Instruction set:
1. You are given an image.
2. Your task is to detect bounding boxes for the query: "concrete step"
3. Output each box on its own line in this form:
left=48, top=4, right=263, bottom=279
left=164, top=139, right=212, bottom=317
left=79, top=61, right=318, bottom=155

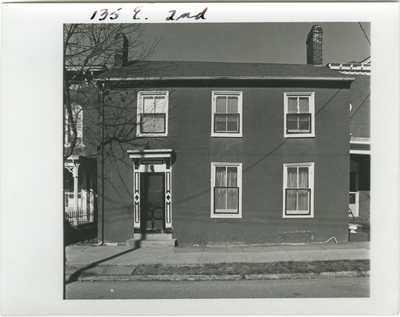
left=133, top=233, right=173, bottom=240
left=126, top=237, right=177, bottom=248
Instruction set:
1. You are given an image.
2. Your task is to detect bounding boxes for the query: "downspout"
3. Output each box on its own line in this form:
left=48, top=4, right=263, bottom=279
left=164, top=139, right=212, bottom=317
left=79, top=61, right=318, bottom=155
left=101, top=85, right=105, bottom=245
left=95, top=83, right=106, bottom=247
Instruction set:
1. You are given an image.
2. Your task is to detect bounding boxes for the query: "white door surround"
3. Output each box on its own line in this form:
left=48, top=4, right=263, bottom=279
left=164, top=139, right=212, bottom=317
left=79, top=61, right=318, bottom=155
left=127, top=149, right=175, bottom=234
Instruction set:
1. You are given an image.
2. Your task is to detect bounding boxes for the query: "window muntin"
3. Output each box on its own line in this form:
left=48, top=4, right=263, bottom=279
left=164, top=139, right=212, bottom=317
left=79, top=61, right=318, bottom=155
left=211, top=162, right=242, bottom=218
left=137, top=91, right=168, bottom=136
left=284, top=93, right=315, bottom=137
left=212, top=91, right=242, bottom=137
left=65, top=104, right=83, bottom=146
left=283, top=163, right=314, bottom=218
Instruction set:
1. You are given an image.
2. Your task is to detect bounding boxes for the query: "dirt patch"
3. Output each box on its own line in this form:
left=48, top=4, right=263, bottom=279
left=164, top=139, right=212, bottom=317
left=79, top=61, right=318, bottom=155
left=132, top=260, right=369, bottom=275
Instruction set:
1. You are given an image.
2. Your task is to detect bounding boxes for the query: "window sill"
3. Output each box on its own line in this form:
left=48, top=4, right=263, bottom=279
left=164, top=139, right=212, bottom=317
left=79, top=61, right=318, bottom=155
left=211, top=214, right=242, bottom=219
left=283, top=214, right=314, bottom=219
left=284, top=134, right=315, bottom=139
left=211, top=133, right=243, bottom=138
left=136, top=134, right=168, bottom=138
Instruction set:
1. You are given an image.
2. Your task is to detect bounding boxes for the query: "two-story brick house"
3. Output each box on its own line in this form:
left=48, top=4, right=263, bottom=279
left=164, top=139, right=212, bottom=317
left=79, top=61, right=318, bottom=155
left=90, top=25, right=356, bottom=246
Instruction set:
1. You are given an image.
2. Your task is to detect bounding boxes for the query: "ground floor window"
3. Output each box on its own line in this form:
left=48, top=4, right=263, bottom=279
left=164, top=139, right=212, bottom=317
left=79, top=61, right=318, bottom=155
left=283, top=162, right=314, bottom=218
left=211, top=162, right=242, bottom=218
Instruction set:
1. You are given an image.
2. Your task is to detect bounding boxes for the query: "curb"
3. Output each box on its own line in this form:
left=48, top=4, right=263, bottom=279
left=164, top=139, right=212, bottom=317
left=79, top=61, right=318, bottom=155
left=72, top=271, right=370, bottom=282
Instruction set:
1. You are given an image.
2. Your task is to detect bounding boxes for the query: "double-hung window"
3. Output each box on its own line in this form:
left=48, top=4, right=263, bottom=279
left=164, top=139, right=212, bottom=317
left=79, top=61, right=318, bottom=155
left=137, top=91, right=169, bottom=136
left=211, top=91, right=243, bottom=137
left=284, top=92, right=315, bottom=137
left=283, top=162, right=314, bottom=218
left=211, top=162, right=242, bottom=218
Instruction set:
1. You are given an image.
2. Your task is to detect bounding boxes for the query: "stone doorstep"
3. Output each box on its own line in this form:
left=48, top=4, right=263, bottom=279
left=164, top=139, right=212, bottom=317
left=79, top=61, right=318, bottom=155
left=133, top=233, right=173, bottom=240
left=126, top=238, right=177, bottom=248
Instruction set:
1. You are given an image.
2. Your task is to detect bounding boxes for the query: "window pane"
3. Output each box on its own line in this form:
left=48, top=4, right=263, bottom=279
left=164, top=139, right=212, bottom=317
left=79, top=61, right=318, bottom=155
left=154, top=97, right=166, bottom=113
left=215, top=188, right=227, bottom=210
left=299, top=97, right=309, bottom=113
left=216, top=97, right=226, bottom=113
left=297, top=189, right=309, bottom=211
left=226, top=114, right=239, bottom=132
left=286, top=189, right=297, bottom=210
left=349, top=193, right=356, bottom=204
left=287, top=167, right=297, bottom=188
left=227, top=188, right=238, bottom=210
left=214, top=114, right=227, bottom=132
left=152, top=115, right=165, bottom=133
left=287, top=114, right=311, bottom=133
left=298, top=167, right=309, bottom=188
left=215, top=167, right=226, bottom=186
left=287, top=114, right=299, bottom=131
left=298, top=115, right=311, bottom=132
left=143, top=97, right=154, bottom=113
left=227, top=167, right=237, bottom=187
left=288, top=97, right=297, bottom=113
left=227, top=97, right=238, bottom=113
left=141, top=114, right=165, bottom=133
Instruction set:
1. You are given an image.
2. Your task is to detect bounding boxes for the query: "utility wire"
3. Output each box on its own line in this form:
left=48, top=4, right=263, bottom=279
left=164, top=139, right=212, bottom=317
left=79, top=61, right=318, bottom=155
left=358, top=22, right=371, bottom=46
left=350, top=92, right=370, bottom=119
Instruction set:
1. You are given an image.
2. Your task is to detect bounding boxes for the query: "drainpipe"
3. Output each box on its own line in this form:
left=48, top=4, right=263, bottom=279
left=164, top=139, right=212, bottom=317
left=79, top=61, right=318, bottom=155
left=101, top=85, right=105, bottom=244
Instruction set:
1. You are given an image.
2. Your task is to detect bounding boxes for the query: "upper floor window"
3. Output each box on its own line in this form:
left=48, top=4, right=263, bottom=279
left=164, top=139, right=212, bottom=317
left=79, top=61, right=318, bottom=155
left=283, top=162, right=314, bottom=218
left=211, top=162, right=242, bottom=218
left=284, top=92, right=315, bottom=138
left=137, top=91, right=169, bottom=136
left=65, top=104, right=83, bottom=146
left=211, top=91, right=243, bottom=137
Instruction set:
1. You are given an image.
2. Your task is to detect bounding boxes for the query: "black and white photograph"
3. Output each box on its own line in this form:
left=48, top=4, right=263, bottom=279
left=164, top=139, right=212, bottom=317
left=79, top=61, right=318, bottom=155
left=63, top=21, right=372, bottom=300
left=2, top=2, right=399, bottom=316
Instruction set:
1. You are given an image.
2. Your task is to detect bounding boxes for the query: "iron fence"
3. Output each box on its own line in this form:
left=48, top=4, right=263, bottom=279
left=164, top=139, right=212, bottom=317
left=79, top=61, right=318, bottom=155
left=65, top=209, right=95, bottom=228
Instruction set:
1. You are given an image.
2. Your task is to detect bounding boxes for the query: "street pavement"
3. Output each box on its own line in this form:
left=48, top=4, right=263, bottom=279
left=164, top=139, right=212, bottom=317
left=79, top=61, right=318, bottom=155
left=65, top=241, right=370, bottom=282
left=66, top=277, right=370, bottom=299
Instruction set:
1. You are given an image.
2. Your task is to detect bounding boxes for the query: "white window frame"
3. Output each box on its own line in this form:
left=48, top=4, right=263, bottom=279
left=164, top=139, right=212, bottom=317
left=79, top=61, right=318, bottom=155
left=211, top=91, right=243, bottom=138
left=283, top=162, right=314, bottom=218
left=64, top=104, right=83, bottom=147
left=284, top=92, right=315, bottom=138
left=211, top=162, right=242, bottom=218
left=137, top=91, right=169, bottom=137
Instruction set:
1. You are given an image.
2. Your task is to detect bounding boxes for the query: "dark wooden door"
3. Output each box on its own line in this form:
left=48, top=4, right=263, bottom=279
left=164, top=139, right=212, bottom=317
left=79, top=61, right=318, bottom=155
left=140, top=173, right=165, bottom=233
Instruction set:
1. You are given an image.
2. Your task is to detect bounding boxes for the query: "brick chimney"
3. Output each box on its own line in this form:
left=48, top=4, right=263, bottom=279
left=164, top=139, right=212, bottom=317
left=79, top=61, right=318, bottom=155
left=306, top=25, right=323, bottom=66
left=114, top=33, right=128, bottom=68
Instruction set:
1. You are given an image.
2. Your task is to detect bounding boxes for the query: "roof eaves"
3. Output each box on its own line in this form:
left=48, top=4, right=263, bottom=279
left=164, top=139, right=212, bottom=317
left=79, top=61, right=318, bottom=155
left=97, top=75, right=355, bottom=82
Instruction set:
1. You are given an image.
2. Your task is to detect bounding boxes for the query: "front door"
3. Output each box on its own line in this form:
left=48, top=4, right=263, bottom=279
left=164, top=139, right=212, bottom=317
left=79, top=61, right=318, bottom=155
left=140, top=173, right=165, bottom=233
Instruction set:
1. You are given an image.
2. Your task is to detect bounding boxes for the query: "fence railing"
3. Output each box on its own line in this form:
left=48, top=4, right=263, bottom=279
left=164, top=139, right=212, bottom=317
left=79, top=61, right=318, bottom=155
left=65, top=209, right=95, bottom=228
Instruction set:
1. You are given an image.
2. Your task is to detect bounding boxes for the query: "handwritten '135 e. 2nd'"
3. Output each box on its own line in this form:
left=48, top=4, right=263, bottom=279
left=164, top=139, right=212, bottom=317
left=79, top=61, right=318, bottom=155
left=90, top=7, right=208, bottom=21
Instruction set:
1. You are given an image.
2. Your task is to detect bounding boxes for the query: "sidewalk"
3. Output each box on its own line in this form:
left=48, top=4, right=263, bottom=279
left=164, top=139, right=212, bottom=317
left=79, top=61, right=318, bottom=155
left=65, top=242, right=370, bottom=282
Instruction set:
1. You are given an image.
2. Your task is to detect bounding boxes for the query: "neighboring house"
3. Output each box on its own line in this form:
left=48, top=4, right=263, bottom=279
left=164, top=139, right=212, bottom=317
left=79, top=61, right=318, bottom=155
left=88, top=25, right=360, bottom=246
left=328, top=57, right=371, bottom=241
left=64, top=67, right=101, bottom=241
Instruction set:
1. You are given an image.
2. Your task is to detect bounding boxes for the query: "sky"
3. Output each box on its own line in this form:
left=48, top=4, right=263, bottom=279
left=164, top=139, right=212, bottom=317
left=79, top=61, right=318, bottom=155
left=139, top=23, right=371, bottom=65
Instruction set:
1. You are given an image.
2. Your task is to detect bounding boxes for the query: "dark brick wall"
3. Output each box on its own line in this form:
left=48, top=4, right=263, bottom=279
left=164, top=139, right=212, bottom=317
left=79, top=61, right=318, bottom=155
left=97, top=84, right=351, bottom=244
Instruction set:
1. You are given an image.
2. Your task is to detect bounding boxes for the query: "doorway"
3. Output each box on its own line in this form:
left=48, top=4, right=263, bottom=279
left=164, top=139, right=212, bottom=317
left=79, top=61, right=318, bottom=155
left=140, top=173, right=165, bottom=233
